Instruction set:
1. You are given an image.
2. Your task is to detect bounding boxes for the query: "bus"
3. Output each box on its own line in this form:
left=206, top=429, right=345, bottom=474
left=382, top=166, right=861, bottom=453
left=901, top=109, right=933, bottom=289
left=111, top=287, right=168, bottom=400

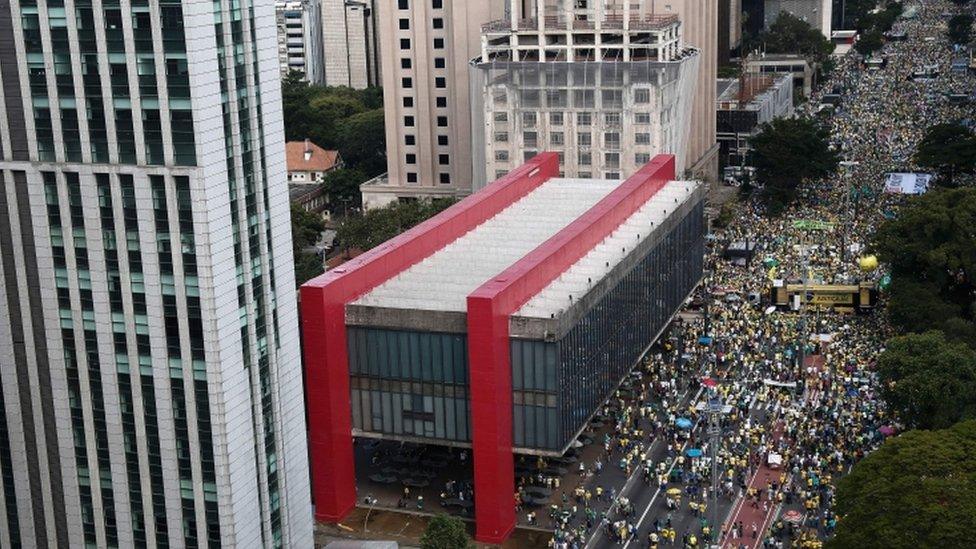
left=769, top=281, right=877, bottom=314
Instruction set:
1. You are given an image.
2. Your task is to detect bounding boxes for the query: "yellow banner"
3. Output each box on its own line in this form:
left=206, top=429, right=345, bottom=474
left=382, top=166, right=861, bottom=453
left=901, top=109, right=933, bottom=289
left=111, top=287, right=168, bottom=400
left=810, top=293, right=853, bottom=305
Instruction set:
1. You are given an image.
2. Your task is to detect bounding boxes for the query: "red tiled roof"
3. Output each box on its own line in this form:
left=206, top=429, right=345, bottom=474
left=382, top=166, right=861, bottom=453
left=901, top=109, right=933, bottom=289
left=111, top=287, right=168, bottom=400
left=286, top=140, right=340, bottom=173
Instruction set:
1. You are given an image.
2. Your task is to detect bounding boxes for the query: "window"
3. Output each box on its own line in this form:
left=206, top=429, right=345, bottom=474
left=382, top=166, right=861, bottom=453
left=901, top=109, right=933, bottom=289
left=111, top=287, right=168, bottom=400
left=635, top=153, right=651, bottom=164
left=604, top=152, right=620, bottom=168
left=401, top=77, right=412, bottom=88
left=550, top=132, right=564, bottom=145
left=524, top=151, right=537, bottom=161
left=403, top=97, right=414, bottom=108
left=436, top=97, right=447, bottom=108
left=606, top=171, right=620, bottom=179
left=398, top=0, right=408, bottom=8
left=604, top=112, right=621, bottom=126
left=437, top=135, right=448, bottom=146
left=401, top=58, right=412, bottom=69
left=495, top=170, right=508, bottom=178
left=432, top=0, right=442, bottom=8
left=523, top=131, right=538, bottom=147
left=634, top=88, right=651, bottom=103
left=405, top=154, right=416, bottom=164
left=407, top=172, right=417, bottom=183
left=433, top=38, right=444, bottom=49
left=495, top=150, right=509, bottom=161
left=635, top=133, right=651, bottom=145
left=436, top=116, right=447, bottom=127
left=438, top=154, right=449, bottom=165
left=522, top=112, right=537, bottom=126
left=432, top=18, right=443, bottom=29
left=405, top=135, right=416, bottom=145
left=398, top=18, right=410, bottom=30
left=434, top=57, right=445, bottom=69
left=404, top=116, right=415, bottom=127
left=635, top=113, right=651, bottom=125
left=494, top=131, right=508, bottom=142
left=578, top=171, right=592, bottom=178
left=604, top=132, right=620, bottom=148
left=435, top=77, right=446, bottom=88
left=577, top=133, right=591, bottom=146
left=494, top=112, right=508, bottom=123
left=400, top=38, right=410, bottom=49
left=550, top=112, right=563, bottom=126
left=579, top=152, right=591, bottom=165
left=577, top=112, right=592, bottom=126
left=439, top=173, right=451, bottom=184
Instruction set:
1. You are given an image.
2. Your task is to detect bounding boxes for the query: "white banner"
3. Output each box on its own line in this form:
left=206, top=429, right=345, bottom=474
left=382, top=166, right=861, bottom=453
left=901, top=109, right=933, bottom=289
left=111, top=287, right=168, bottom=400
left=884, top=173, right=932, bottom=195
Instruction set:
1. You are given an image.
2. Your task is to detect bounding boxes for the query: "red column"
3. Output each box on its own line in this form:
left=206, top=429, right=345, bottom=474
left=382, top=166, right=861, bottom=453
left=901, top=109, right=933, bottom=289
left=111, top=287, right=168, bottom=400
left=466, top=295, right=516, bottom=544
left=301, top=284, right=356, bottom=522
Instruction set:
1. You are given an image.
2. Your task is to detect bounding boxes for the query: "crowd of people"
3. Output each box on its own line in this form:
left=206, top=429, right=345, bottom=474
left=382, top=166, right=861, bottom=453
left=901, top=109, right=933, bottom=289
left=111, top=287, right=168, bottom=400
left=543, top=1, right=974, bottom=547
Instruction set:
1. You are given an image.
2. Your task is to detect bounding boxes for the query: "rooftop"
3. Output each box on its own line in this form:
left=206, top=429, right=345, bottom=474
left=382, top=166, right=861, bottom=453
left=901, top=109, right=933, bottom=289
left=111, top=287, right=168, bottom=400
left=286, top=139, right=341, bottom=173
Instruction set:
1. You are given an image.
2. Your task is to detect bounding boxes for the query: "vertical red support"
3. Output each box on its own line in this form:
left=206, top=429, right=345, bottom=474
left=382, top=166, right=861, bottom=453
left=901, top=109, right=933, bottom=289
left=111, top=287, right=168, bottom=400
left=300, top=153, right=559, bottom=524
left=466, top=154, right=676, bottom=543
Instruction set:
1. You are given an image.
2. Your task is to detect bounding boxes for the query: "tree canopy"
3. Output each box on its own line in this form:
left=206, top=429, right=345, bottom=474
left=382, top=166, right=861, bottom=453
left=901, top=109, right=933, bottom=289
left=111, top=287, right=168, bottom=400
left=322, top=168, right=366, bottom=212
left=948, top=14, right=973, bottom=45
left=281, top=72, right=386, bottom=177
left=336, top=198, right=457, bottom=253
left=756, top=12, right=835, bottom=61
left=873, top=187, right=976, bottom=345
left=914, top=123, right=976, bottom=185
left=420, top=515, right=470, bottom=549
left=291, top=203, right=326, bottom=286
left=876, top=331, right=976, bottom=430
left=828, top=421, right=976, bottom=549
left=749, top=117, right=839, bottom=214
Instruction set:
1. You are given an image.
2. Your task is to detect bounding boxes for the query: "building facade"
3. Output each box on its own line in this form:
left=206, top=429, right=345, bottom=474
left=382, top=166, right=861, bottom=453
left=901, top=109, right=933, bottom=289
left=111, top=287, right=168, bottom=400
left=716, top=74, right=794, bottom=168
left=322, top=0, right=379, bottom=89
left=302, top=153, right=705, bottom=543
left=362, top=0, right=505, bottom=209
left=0, top=1, right=312, bottom=547
left=471, top=10, right=700, bottom=187
left=276, top=0, right=325, bottom=83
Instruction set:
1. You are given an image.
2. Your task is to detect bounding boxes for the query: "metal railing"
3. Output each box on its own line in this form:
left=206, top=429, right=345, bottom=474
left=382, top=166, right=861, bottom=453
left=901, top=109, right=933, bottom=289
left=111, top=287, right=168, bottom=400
left=482, top=14, right=678, bottom=33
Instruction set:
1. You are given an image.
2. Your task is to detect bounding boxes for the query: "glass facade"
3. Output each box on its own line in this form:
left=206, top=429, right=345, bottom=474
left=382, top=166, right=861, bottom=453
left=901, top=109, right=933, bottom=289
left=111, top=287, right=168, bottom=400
left=347, top=200, right=704, bottom=452
left=348, top=327, right=471, bottom=442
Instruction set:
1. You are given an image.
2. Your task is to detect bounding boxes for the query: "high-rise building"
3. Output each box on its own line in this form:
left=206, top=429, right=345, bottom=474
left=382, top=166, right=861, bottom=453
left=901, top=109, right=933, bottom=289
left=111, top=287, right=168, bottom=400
left=276, top=0, right=326, bottom=83
left=0, top=1, right=312, bottom=547
left=361, top=0, right=505, bottom=209
left=471, top=5, right=700, bottom=187
left=322, top=0, right=380, bottom=89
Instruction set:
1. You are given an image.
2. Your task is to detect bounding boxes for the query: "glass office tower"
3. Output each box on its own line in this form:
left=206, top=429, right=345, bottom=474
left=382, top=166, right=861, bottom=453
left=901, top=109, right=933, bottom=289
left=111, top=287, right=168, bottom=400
left=0, top=0, right=312, bottom=547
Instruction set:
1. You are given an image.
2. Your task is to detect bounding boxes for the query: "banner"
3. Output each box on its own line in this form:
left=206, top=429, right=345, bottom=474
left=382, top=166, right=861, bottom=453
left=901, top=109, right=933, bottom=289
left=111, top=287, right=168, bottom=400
left=884, top=173, right=931, bottom=195
left=792, top=219, right=836, bottom=230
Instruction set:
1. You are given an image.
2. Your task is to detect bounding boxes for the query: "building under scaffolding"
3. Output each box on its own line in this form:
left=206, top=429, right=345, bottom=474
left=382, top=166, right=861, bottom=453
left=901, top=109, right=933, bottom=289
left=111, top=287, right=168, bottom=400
left=469, top=2, right=700, bottom=189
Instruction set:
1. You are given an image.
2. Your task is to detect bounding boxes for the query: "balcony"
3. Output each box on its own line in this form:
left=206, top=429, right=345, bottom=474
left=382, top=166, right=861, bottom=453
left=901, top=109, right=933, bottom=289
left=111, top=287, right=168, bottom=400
left=482, top=14, right=678, bottom=33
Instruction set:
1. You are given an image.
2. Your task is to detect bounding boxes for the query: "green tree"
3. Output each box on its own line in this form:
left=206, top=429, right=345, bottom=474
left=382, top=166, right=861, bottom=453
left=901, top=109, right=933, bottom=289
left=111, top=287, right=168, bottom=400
left=876, top=331, right=976, bottom=430
left=336, top=198, right=457, bottom=252
left=854, top=30, right=884, bottom=56
left=948, top=14, right=974, bottom=45
left=420, top=515, right=470, bottom=549
left=914, top=123, right=976, bottom=186
left=828, top=421, right=976, bottom=549
left=323, top=168, right=366, bottom=213
left=290, top=204, right=326, bottom=286
left=873, top=187, right=976, bottom=344
left=749, top=117, right=838, bottom=214
left=757, top=12, right=835, bottom=62
left=336, top=109, right=387, bottom=177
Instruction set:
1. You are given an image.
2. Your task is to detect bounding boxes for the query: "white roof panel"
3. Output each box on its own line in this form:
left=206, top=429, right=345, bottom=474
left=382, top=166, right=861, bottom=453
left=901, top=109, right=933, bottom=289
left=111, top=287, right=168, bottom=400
left=516, top=180, right=699, bottom=319
left=353, top=177, right=621, bottom=312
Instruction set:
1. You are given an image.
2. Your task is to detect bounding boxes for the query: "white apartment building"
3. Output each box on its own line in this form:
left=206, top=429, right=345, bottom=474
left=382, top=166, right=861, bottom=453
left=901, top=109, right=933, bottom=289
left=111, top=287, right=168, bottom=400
left=764, top=0, right=833, bottom=38
left=362, top=0, right=505, bottom=209
left=0, top=1, right=313, bottom=548
left=471, top=12, right=700, bottom=185
left=276, top=0, right=326, bottom=83
left=322, top=0, right=380, bottom=88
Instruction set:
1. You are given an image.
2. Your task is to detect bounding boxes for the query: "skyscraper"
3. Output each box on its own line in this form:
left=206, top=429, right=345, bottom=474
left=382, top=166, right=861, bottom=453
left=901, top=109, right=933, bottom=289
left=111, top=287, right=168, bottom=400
left=276, top=0, right=326, bottom=83
left=361, top=0, right=505, bottom=209
left=321, top=0, right=380, bottom=89
left=0, top=1, right=312, bottom=547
